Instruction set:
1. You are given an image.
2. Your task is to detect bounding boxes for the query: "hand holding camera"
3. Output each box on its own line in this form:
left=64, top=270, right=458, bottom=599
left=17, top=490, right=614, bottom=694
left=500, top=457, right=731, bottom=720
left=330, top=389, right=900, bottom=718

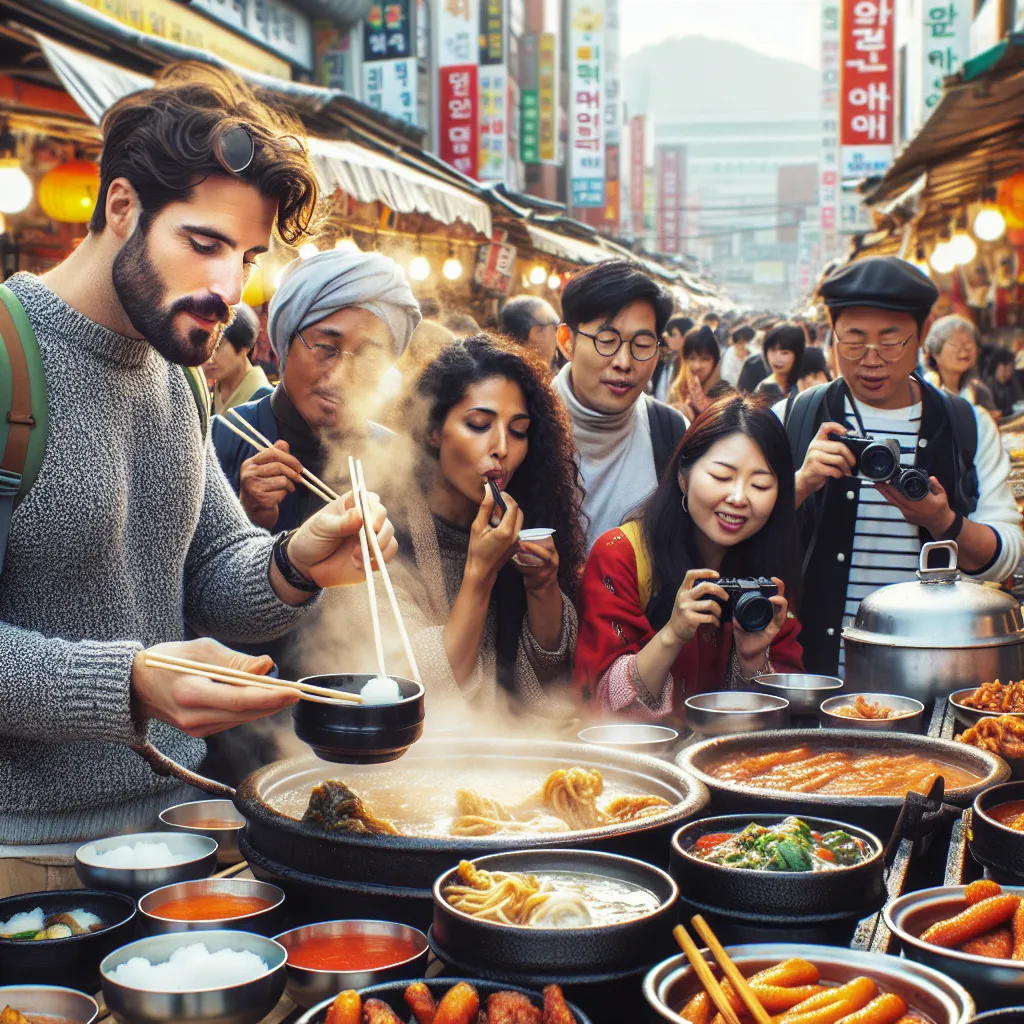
left=666, top=571, right=783, bottom=649
left=732, top=576, right=789, bottom=676
left=795, top=422, right=858, bottom=505
left=828, top=431, right=930, bottom=502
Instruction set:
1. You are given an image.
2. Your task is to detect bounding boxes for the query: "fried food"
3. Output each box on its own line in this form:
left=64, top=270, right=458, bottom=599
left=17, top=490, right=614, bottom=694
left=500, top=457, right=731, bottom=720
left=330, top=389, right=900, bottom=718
left=956, top=715, right=1024, bottom=757
left=302, top=781, right=401, bottom=836
left=778, top=977, right=878, bottom=1022
left=965, top=879, right=1003, bottom=905
left=542, top=986, right=577, bottom=1024
left=679, top=991, right=712, bottom=1024
left=1013, top=898, right=1024, bottom=961
left=485, top=991, right=541, bottom=1024
left=0, top=1008, right=30, bottom=1024
left=323, top=991, right=361, bottom=1024
left=362, top=999, right=403, bottom=1024
left=404, top=981, right=436, bottom=1024
left=433, top=981, right=480, bottom=1024
left=921, top=893, right=1021, bottom=948
left=960, top=926, right=1012, bottom=959
left=834, top=696, right=899, bottom=720
left=834, top=993, right=907, bottom=1024
left=961, top=680, right=1024, bottom=713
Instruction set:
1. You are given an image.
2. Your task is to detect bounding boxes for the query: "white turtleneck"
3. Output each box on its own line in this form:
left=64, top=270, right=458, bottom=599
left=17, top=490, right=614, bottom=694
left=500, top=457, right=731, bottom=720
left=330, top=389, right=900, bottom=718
left=552, top=363, right=660, bottom=550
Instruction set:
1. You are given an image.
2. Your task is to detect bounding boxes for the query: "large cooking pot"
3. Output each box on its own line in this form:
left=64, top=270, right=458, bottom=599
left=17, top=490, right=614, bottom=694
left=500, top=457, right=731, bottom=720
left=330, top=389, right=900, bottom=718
left=842, top=541, right=1024, bottom=705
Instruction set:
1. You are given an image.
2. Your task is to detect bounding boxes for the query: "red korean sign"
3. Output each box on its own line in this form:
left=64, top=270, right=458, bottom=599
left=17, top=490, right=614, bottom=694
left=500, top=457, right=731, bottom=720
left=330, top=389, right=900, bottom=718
left=656, top=145, right=684, bottom=254
left=630, top=114, right=645, bottom=235
left=439, top=65, right=479, bottom=178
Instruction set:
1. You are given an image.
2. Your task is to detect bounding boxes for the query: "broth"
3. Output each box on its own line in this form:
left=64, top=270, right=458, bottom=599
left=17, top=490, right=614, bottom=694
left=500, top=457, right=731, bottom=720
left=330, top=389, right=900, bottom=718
left=707, top=746, right=982, bottom=796
left=989, top=799, right=1024, bottom=831
left=186, top=818, right=242, bottom=829
left=149, top=894, right=274, bottom=921
left=287, top=932, right=421, bottom=971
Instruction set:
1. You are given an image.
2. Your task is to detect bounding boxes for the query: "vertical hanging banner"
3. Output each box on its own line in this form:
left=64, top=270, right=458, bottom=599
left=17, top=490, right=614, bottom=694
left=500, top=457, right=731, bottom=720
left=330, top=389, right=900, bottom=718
left=569, top=0, right=606, bottom=209
left=436, top=0, right=479, bottom=178
left=656, top=145, right=685, bottom=254
left=922, top=3, right=970, bottom=114
left=603, top=0, right=621, bottom=227
left=478, top=0, right=507, bottom=181
left=361, top=0, right=417, bottom=125
left=538, top=32, right=558, bottom=164
left=520, top=32, right=540, bottom=164
left=629, top=114, right=645, bottom=236
left=820, top=1, right=840, bottom=257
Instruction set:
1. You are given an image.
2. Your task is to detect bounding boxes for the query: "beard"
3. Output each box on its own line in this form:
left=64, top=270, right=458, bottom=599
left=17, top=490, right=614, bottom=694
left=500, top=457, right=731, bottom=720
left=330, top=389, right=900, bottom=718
left=112, top=224, right=231, bottom=366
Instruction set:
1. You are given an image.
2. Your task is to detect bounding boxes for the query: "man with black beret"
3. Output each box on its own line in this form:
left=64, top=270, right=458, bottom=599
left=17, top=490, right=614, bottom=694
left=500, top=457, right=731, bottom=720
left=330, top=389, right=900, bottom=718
left=780, top=256, right=1022, bottom=677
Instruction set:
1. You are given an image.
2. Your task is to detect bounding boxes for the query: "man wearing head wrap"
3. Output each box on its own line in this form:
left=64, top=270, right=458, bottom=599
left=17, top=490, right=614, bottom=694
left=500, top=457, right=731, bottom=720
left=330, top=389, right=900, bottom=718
left=776, top=255, right=1022, bottom=677
left=212, top=249, right=420, bottom=534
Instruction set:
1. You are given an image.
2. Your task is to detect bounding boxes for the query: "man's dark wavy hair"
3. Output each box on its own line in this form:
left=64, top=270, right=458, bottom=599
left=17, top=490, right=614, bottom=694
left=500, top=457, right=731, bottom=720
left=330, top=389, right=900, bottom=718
left=90, top=62, right=319, bottom=245
left=560, top=259, right=674, bottom=337
left=413, top=334, right=586, bottom=603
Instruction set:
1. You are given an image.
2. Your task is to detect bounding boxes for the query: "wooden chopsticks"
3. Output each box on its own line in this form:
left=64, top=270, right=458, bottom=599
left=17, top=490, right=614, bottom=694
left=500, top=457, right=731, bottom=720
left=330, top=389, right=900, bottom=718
left=674, top=916, right=771, bottom=1024
left=142, top=653, right=362, bottom=705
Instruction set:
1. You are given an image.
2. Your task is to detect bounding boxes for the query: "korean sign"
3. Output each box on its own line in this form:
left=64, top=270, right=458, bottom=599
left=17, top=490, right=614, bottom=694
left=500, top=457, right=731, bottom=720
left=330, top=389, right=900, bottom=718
left=820, top=1, right=840, bottom=253
left=923, top=3, right=969, bottom=114
left=363, top=58, right=417, bottom=125
left=656, top=145, right=685, bottom=254
left=479, top=0, right=504, bottom=64
left=538, top=32, right=558, bottom=163
left=630, top=114, right=645, bottom=236
left=569, top=0, right=606, bottom=209
left=478, top=65, right=508, bottom=181
left=437, top=0, right=478, bottom=66
left=363, top=0, right=413, bottom=62
left=437, top=0, right=479, bottom=178
left=839, top=0, right=895, bottom=180
left=475, top=229, right=518, bottom=295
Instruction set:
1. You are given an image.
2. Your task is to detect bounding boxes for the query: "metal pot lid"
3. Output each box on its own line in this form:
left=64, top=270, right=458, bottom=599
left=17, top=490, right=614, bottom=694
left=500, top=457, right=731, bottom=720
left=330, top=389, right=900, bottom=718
left=842, top=541, right=1024, bottom=650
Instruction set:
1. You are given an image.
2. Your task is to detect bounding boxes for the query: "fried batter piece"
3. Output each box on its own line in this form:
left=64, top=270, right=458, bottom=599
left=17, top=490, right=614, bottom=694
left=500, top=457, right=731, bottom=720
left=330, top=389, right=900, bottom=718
left=960, top=926, right=1012, bottom=959
left=404, top=981, right=436, bottom=1024
left=1014, top=897, right=1024, bottom=960
left=324, top=991, right=361, bottom=1024
left=921, top=893, right=1021, bottom=948
left=834, top=696, right=898, bottom=720
left=433, top=982, right=480, bottom=1024
left=833, top=992, right=907, bottom=1024
left=604, top=795, right=672, bottom=822
left=542, top=985, right=577, bottom=1024
left=362, top=999, right=403, bottom=1024
left=965, top=879, right=1003, bottom=905
left=0, top=1008, right=30, bottom=1024
left=302, top=780, right=401, bottom=836
left=962, top=680, right=1024, bottom=713
left=485, top=991, right=541, bottom=1024
left=957, top=715, right=1024, bottom=758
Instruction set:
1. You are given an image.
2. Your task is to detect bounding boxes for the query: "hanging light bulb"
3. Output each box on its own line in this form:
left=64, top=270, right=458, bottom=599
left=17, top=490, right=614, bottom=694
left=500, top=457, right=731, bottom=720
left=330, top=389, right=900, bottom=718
left=443, top=256, right=463, bottom=280
left=949, top=212, right=977, bottom=265
left=930, top=241, right=956, bottom=274
left=409, top=255, right=431, bottom=281
left=529, top=264, right=547, bottom=286
left=547, top=274, right=561, bottom=290
left=298, top=242, right=319, bottom=259
left=974, top=187, right=1007, bottom=242
left=0, top=159, right=32, bottom=215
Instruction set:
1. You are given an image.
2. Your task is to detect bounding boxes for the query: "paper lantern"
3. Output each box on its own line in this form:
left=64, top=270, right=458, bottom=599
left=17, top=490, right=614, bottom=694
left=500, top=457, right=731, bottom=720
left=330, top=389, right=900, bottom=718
left=242, top=263, right=267, bottom=307
left=37, top=160, right=99, bottom=223
left=997, top=173, right=1024, bottom=231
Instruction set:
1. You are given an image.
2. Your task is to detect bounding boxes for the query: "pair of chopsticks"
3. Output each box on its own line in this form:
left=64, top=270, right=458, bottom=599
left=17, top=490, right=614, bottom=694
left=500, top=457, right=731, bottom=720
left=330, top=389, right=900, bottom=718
left=141, top=653, right=362, bottom=705
left=217, top=409, right=420, bottom=684
left=674, top=916, right=771, bottom=1024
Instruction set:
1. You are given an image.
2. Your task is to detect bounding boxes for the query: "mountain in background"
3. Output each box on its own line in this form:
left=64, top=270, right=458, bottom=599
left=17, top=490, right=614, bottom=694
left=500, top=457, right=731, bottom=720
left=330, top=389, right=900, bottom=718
left=623, top=36, right=819, bottom=123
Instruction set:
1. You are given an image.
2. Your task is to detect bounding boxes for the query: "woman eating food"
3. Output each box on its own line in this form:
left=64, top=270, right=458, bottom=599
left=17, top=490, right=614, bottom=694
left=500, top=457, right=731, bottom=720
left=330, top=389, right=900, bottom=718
left=574, top=394, right=804, bottom=720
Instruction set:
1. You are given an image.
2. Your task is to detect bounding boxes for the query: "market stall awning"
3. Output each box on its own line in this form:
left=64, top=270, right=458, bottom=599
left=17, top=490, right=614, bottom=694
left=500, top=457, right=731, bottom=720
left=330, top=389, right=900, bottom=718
left=31, top=32, right=490, bottom=237
left=525, top=224, right=614, bottom=266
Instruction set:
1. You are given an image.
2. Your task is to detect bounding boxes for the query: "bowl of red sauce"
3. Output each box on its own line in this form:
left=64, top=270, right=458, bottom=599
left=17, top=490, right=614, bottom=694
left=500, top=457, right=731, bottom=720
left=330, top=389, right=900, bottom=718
left=138, top=879, right=285, bottom=937
left=273, top=920, right=429, bottom=1009
left=159, top=800, right=246, bottom=865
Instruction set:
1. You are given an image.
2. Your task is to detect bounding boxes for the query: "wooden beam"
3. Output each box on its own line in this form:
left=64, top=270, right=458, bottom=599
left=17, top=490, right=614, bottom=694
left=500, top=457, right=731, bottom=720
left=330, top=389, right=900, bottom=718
left=0, top=74, right=85, bottom=118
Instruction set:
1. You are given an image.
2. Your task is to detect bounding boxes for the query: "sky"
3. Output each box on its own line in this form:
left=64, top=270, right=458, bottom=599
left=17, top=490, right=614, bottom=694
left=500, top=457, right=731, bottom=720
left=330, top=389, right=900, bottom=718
left=620, top=0, right=821, bottom=69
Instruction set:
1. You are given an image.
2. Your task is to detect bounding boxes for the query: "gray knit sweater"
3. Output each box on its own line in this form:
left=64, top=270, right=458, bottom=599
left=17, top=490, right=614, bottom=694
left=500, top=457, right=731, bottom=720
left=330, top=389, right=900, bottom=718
left=0, top=274, right=308, bottom=845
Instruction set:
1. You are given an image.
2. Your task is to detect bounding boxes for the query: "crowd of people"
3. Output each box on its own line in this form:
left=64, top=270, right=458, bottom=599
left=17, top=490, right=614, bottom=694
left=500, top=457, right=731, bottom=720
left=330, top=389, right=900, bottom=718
left=2, top=61, right=1024, bottom=899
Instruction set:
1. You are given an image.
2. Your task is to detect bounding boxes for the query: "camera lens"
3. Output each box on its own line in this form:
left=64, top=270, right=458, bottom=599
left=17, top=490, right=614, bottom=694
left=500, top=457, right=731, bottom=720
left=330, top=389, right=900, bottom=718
left=733, top=592, right=774, bottom=632
left=898, top=469, right=930, bottom=502
left=860, top=443, right=898, bottom=481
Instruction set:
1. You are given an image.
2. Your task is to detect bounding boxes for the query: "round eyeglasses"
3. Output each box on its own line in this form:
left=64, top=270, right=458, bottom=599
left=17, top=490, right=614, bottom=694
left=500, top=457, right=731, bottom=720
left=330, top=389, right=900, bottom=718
left=834, top=333, right=914, bottom=363
left=577, top=327, right=661, bottom=362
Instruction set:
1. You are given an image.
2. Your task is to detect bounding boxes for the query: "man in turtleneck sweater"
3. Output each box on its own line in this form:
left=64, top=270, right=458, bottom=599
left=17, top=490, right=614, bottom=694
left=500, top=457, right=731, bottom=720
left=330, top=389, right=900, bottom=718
left=552, top=261, right=688, bottom=549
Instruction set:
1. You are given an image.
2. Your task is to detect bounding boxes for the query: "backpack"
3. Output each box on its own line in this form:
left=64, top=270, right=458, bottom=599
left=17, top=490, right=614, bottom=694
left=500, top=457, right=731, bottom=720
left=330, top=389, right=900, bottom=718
left=0, top=282, right=211, bottom=575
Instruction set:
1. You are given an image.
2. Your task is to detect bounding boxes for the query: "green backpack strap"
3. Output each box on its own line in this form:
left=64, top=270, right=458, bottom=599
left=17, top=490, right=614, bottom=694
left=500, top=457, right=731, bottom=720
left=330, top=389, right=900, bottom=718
left=181, top=364, right=211, bottom=440
left=0, top=282, right=47, bottom=576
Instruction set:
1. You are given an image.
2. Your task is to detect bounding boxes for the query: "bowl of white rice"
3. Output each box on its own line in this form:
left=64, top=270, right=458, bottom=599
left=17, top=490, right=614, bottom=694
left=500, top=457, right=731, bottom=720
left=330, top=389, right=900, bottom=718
left=75, top=832, right=218, bottom=899
left=100, top=930, right=287, bottom=1024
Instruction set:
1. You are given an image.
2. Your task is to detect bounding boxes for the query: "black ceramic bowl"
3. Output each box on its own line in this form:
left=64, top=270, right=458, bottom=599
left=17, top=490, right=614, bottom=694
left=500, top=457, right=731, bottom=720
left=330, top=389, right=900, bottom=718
left=432, top=849, right=678, bottom=976
left=294, top=978, right=592, bottom=1024
left=0, top=889, right=136, bottom=993
left=970, top=781, right=1024, bottom=882
left=292, top=673, right=425, bottom=764
left=969, top=1012, right=1024, bottom=1023
left=670, top=813, right=885, bottom=924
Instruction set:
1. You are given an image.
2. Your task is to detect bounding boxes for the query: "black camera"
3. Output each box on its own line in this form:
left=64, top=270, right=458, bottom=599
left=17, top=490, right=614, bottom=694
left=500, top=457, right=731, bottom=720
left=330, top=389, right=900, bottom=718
left=714, top=577, right=779, bottom=632
left=829, top=433, right=931, bottom=502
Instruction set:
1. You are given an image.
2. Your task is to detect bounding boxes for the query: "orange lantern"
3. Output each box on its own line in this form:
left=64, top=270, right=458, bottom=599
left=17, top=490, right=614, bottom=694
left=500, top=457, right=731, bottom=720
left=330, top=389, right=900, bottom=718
left=997, top=172, right=1024, bottom=231
left=37, top=160, right=100, bottom=223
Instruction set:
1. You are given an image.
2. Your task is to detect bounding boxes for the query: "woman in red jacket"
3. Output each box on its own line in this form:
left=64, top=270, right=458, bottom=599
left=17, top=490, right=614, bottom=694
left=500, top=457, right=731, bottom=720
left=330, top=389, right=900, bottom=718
left=575, top=393, right=804, bottom=722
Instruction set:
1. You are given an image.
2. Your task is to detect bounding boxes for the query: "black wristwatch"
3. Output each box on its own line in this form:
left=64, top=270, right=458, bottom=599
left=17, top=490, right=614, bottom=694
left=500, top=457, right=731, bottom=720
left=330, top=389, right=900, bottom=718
left=272, top=530, right=321, bottom=593
left=936, top=510, right=964, bottom=542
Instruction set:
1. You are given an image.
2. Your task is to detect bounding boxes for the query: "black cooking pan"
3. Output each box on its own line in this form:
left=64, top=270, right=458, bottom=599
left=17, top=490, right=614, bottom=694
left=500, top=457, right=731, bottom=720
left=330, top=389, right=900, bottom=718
left=969, top=781, right=1024, bottom=882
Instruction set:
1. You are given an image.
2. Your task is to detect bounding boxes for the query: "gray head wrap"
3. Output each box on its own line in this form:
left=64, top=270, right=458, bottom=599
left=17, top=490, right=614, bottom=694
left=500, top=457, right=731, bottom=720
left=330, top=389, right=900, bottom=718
left=268, top=249, right=421, bottom=371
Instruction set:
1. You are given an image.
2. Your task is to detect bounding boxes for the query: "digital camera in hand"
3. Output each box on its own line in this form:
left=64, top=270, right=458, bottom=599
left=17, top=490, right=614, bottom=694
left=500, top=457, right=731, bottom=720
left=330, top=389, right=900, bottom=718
left=829, top=432, right=931, bottom=502
left=714, top=577, right=779, bottom=632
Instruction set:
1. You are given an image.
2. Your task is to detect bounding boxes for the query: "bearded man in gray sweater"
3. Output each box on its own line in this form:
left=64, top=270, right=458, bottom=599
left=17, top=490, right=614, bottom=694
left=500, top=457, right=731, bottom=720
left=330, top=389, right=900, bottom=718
left=0, top=64, right=398, bottom=897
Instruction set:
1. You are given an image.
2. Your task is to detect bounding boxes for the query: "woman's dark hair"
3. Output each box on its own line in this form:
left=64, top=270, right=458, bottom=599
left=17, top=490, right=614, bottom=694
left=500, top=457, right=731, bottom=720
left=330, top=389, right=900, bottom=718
left=91, top=63, right=320, bottom=245
left=560, top=260, right=673, bottom=337
left=414, top=334, right=586, bottom=604
left=666, top=315, right=695, bottom=336
left=798, top=345, right=832, bottom=382
left=634, top=394, right=801, bottom=631
left=732, top=324, right=756, bottom=345
left=763, top=322, right=807, bottom=392
left=223, top=302, right=260, bottom=353
left=991, top=348, right=1016, bottom=369
left=682, top=325, right=721, bottom=368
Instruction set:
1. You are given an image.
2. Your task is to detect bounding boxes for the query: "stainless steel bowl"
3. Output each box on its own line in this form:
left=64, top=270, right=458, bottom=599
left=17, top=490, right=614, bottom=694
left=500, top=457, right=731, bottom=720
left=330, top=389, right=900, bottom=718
left=99, top=929, right=286, bottom=1024
left=577, top=724, right=679, bottom=755
left=755, top=673, right=843, bottom=715
left=949, top=688, right=1024, bottom=729
left=159, top=800, right=245, bottom=865
left=273, top=920, right=429, bottom=1010
left=819, top=693, right=925, bottom=732
left=139, top=879, right=285, bottom=936
left=885, top=885, right=1024, bottom=1010
left=644, top=942, right=975, bottom=1023
left=75, top=832, right=218, bottom=899
left=0, top=985, right=99, bottom=1024
left=684, top=691, right=789, bottom=737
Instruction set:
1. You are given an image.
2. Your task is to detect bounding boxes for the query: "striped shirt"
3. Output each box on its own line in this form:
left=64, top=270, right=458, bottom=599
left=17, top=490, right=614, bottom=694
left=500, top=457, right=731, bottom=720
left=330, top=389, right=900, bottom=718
left=839, top=398, right=923, bottom=674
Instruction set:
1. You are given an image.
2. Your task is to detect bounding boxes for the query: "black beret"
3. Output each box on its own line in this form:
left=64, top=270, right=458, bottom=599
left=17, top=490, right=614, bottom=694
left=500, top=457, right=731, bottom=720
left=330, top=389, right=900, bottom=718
left=819, top=256, right=938, bottom=316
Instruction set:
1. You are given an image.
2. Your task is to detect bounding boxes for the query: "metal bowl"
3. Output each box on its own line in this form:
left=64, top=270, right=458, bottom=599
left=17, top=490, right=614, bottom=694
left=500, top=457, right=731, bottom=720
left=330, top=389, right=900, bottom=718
left=644, top=942, right=975, bottom=1024
left=291, top=673, right=425, bottom=764
left=139, top=879, right=285, bottom=936
left=0, top=889, right=136, bottom=992
left=577, top=724, right=679, bottom=755
left=432, top=849, right=679, bottom=976
left=273, top=920, right=429, bottom=1010
left=754, top=674, right=843, bottom=715
left=75, top=832, right=218, bottom=899
left=99, top=929, right=287, bottom=1024
left=885, top=885, right=1024, bottom=1010
left=159, top=799, right=245, bottom=865
left=968, top=1011, right=1024, bottom=1023
left=294, top=978, right=592, bottom=1024
left=819, top=693, right=925, bottom=732
left=684, top=692, right=789, bottom=737
left=670, top=814, right=885, bottom=924
left=949, top=688, right=1024, bottom=729
left=971, top=781, right=1024, bottom=882
left=0, top=985, right=99, bottom=1024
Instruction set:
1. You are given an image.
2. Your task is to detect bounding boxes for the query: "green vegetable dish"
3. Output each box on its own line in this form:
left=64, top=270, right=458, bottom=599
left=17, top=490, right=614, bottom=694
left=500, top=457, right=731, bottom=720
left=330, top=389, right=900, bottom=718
left=691, top=817, right=870, bottom=872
